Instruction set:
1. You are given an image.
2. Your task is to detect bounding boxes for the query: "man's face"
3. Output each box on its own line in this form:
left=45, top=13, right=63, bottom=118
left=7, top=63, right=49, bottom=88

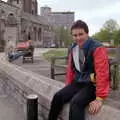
left=71, top=28, right=88, bottom=47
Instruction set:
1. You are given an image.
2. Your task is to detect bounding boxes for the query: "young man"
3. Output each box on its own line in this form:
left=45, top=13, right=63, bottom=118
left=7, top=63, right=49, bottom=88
left=48, top=20, right=110, bottom=120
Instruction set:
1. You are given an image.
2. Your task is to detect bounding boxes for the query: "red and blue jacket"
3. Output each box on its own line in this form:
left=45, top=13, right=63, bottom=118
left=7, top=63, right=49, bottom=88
left=65, top=38, right=110, bottom=99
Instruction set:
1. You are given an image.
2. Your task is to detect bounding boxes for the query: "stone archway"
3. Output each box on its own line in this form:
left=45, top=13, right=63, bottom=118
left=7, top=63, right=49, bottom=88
left=28, top=32, right=31, bottom=40
left=7, top=13, right=17, bottom=26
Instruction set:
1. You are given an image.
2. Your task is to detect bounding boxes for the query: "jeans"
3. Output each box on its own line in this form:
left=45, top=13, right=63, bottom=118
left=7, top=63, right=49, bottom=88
left=48, top=81, right=96, bottom=120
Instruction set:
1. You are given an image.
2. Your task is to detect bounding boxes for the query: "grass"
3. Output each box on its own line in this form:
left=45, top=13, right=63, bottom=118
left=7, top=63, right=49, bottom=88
left=43, top=48, right=116, bottom=61
left=43, top=48, right=117, bottom=65
left=43, top=48, right=67, bottom=64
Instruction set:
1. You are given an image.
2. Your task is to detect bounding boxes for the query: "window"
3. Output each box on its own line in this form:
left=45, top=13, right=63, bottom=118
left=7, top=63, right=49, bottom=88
left=7, top=13, right=17, bottom=26
left=17, top=0, right=19, bottom=4
left=32, top=10, right=34, bottom=15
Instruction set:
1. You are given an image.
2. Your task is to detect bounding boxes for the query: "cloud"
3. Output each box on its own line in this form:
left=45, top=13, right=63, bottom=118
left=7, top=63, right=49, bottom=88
left=39, top=0, right=119, bottom=11
left=75, top=1, right=120, bottom=35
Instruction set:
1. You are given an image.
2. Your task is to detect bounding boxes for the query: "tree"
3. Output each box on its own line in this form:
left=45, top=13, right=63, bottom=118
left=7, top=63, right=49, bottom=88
left=113, top=30, right=120, bottom=46
left=54, top=27, right=72, bottom=47
left=92, top=29, right=110, bottom=42
left=103, top=19, right=119, bottom=44
left=92, top=19, right=120, bottom=45
left=103, top=19, right=119, bottom=33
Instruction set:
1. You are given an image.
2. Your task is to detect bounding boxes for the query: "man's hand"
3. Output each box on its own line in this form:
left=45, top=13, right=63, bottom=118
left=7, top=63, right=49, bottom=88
left=88, top=99, right=103, bottom=114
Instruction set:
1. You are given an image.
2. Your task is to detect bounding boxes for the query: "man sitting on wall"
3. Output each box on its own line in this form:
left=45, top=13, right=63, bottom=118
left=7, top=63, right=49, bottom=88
left=48, top=20, right=110, bottom=120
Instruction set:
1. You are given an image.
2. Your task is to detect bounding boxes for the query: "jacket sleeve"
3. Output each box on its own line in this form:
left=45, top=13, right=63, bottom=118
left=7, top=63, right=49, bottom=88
left=93, top=47, right=110, bottom=99
left=65, top=53, right=75, bottom=85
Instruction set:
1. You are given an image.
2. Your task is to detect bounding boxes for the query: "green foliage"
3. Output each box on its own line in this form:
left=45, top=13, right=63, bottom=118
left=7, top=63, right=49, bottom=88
left=92, top=19, right=120, bottom=46
left=43, top=48, right=68, bottom=65
left=103, top=19, right=119, bottom=33
left=92, top=29, right=110, bottom=42
left=43, top=48, right=67, bottom=61
left=54, top=27, right=72, bottom=47
left=113, top=30, right=120, bottom=46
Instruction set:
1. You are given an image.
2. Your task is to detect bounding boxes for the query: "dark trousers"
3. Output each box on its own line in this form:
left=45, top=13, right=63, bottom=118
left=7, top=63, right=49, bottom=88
left=48, top=82, right=96, bottom=120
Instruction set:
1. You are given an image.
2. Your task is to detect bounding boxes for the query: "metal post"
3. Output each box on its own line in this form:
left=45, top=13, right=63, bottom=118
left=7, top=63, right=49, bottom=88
left=51, top=58, right=55, bottom=79
left=112, top=47, right=120, bottom=90
left=116, top=47, right=120, bottom=61
left=112, top=65, right=119, bottom=90
left=27, top=94, right=38, bottom=120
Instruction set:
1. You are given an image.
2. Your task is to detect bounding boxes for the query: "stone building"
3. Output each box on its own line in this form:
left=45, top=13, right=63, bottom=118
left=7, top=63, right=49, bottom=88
left=40, top=6, right=74, bottom=47
left=40, top=6, right=75, bottom=30
left=0, top=0, right=53, bottom=49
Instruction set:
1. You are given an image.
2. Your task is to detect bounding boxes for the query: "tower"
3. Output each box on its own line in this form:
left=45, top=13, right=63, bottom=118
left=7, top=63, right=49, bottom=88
left=8, top=0, right=38, bottom=15
left=7, top=0, right=23, bottom=9
left=40, top=6, right=51, bottom=17
left=23, top=0, right=38, bottom=15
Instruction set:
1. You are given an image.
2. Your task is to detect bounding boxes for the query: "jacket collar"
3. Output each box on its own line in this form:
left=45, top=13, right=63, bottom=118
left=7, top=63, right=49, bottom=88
left=82, top=37, right=93, bottom=49
left=72, top=37, right=93, bottom=49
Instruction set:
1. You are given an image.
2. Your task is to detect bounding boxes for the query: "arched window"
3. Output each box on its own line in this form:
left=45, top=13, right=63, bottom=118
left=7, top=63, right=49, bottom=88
left=17, top=0, right=19, bottom=4
left=7, top=13, right=17, bottom=26
left=28, top=32, right=31, bottom=40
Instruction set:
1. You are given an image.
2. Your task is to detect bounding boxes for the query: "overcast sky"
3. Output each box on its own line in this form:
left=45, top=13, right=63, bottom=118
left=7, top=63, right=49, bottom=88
left=3, top=0, right=120, bottom=35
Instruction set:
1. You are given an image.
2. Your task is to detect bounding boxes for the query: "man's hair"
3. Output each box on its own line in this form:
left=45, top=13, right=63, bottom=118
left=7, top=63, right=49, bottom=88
left=71, top=20, right=89, bottom=33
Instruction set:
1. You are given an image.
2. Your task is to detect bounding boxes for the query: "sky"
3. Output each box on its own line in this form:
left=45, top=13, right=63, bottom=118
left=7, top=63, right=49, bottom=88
left=2, top=0, right=120, bottom=35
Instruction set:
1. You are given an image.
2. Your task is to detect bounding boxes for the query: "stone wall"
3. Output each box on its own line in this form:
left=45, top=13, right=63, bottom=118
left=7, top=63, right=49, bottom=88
left=0, top=1, right=21, bottom=46
left=40, top=6, right=74, bottom=30
left=0, top=53, right=120, bottom=120
left=0, top=1, right=53, bottom=48
left=0, top=1, right=19, bottom=18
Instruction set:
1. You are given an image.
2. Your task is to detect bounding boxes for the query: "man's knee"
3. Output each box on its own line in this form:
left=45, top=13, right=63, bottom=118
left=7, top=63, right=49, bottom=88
left=52, top=91, right=62, bottom=103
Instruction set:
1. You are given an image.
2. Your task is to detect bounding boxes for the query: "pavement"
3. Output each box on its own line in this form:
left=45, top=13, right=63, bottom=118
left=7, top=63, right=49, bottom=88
left=0, top=93, right=24, bottom=120
left=0, top=73, right=25, bottom=120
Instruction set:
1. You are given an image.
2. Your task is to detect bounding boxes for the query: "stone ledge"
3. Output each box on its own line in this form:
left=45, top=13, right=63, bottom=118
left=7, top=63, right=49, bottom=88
left=0, top=53, right=120, bottom=120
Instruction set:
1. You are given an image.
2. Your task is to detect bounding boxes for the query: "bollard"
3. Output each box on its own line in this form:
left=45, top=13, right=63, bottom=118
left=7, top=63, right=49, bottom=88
left=27, top=94, right=38, bottom=120
left=51, top=58, right=55, bottom=79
